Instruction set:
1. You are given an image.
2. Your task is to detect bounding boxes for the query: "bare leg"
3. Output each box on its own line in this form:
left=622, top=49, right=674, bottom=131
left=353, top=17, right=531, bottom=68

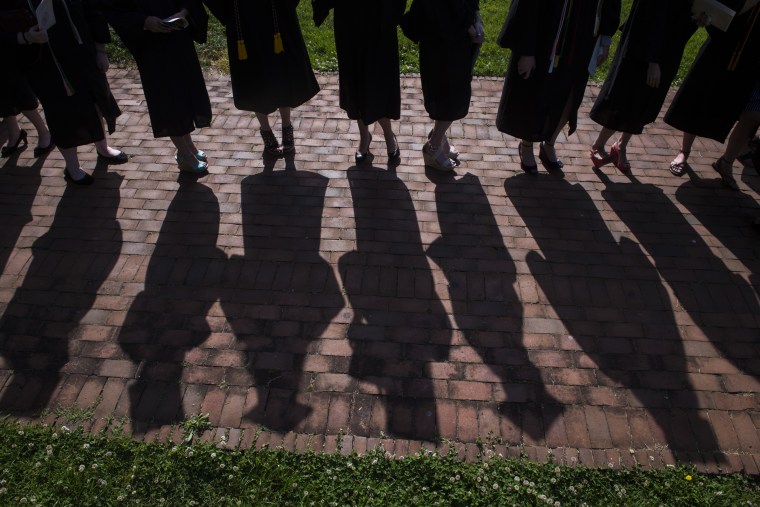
left=256, top=113, right=272, bottom=131
left=20, top=109, right=51, bottom=149
left=60, top=146, right=89, bottom=180
left=378, top=118, right=397, bottom=153
left=279, top=107, right=292, bottom=128
left=429, top=120, right=452, bottom=148
left=170, top=134, right=194, bottom=159
left=671, top=132, right=696, bottom=166
left=543, top=96, right=574, bottom=162
left=592, top=127, right=616, bottom=154
left=723, top=111, right=760, bottom=164
left=614, top=132, right=634, bottom=168
left=357, top=119, right=372, bottom=154
left=519, top=140, right=536, bottom=167
left=424, top=120, right=455, bottom=170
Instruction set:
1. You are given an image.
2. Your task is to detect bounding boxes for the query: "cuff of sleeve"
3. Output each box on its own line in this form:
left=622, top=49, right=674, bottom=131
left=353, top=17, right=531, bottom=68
left=599, top=35, right=612, bottom=47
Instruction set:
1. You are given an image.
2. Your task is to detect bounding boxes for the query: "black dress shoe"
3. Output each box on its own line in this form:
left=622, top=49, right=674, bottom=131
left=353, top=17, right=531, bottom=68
left=64, top=167, right=94, bottom=186
left=539, top=142, right=564, bottom=171
left=1, top=129, right=27, bottom=157
left=33, top=142, right=55, bottom=157
left=519, top=142, right=538, bottom=174
left=97, top=150, right=129, bottom=165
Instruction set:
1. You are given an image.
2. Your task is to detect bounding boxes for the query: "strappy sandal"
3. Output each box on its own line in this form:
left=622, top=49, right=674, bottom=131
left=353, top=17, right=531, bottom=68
left=422, top=141, right=456, bottom=172
left=260, top=129, right=282, bottom=157
left=669, top=150, right=690, bottom=177
left=282, top=124, right=295, bottom=154
left=712, top=156, right=739, bottom=191
left=610, top=141, right=631, bottom=173
left=590, top=145, right=613, bottom=168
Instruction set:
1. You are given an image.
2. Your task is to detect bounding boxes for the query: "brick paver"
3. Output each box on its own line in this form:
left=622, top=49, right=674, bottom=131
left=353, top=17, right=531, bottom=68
left=0, top=70, right=759, bottom=473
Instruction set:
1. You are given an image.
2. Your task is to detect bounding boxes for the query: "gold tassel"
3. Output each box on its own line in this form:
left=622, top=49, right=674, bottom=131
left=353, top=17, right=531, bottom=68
left=274, top=32, right=284, bottom=54
left=237, top=39, right=248, bottom=61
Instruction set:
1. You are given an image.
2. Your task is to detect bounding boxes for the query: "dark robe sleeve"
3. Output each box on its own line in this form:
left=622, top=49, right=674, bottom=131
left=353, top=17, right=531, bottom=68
left=202, top=0, right=228, bottom=26
left=497, top=0, right=540, bottom=56
left=311, top=0, right=333, bottom=27
left=83, top=0, right=112, bottom=44
left=422, top=0, right=478, bottom=38
left=100, top=0, right=147, bottom=34
left=182, top=0, right=208, bottom=43
left=600, top=0, right=621, bottom=38
left=639, top=0, right=667, bottom=63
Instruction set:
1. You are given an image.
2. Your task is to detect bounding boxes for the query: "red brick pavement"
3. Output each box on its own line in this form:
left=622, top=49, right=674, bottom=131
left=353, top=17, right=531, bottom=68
left=1, top=70, right=759, bottom=473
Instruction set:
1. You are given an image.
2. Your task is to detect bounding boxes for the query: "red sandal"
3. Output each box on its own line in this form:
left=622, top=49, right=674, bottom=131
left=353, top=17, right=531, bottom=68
left=590, top=145, right=613, bottom=168
left=610, top=141, right=631, bottom=173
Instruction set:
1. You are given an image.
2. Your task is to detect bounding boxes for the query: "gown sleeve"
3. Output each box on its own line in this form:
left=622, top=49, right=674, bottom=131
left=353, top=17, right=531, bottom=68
left=203, top=0, right=228, bottom=26
left=83, top=0, right=112, bottom=44
left=311, top=0, right=333, bottom=27
left=99, top=0, right=147, bottom=35
left=600, top=0, right=622, bottom=38
left=422, top=0, right=478, bottom=38
left=181, top=0, right=209, bottom=43
left=497, top=0, right=540, bottom=56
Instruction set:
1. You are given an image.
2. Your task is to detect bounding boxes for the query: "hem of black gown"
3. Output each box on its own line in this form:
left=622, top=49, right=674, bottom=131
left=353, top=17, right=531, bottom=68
left=52, top=133, right=106, bottom=151
left=664, top=120, right=728, bottom=144
left=234, top=89, right=320, bottom=115
left=589, top=114, right=647, bottom=136
left=346, top=112, right=402, bottom=125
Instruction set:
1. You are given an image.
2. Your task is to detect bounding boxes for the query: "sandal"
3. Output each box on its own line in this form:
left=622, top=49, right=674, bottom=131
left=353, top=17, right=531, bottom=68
left=669, top=150, right=690, bottom=177
left=282, top=124, right=295, bottom=154
left=539, top=141, right=563, bottom=171
left=260, top=129, right=282, bottom=157
left=590, top=145, right=613, bottom=168
left=428, top=129, right=459, bottom=160
left=712, top=157, right=739, bottom=191
left=422, top=141, right=456, bottom=172
left=609, top=141, right=631, bottom=173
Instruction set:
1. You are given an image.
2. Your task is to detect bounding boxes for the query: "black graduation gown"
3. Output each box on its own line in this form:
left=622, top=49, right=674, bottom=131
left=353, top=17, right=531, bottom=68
left=590, top=0, right=696, bottom=134
left=331, top=0, right=405, bottom=124
left=21, top=0, right=121, bottom=149
left=203, top=0, right=319, bottom=114
left=496, top=0, right=621, bottom=141
left=415, top=0, right=479, bottom=122
left=0, top=11, right=38, bottom=117
left=102, top=0, right=211, bottom=138
left=665, top=3, right=760, bottom=143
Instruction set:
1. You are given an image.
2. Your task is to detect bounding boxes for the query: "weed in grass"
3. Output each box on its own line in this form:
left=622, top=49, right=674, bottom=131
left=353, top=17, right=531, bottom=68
left=182, top=413, right=211, bottom=444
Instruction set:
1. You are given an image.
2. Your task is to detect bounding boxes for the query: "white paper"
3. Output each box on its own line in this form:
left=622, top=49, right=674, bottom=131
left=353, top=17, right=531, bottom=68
left=36, top=0, right=56, bottom=31
left=692, top=0, right=736, bottom=32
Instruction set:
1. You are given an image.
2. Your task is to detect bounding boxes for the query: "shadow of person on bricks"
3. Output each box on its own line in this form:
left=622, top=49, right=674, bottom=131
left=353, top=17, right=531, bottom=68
left=221, top=170, right=343, bottom=433
left=0, top=159, right=123, bottom=415
left=505, top=173, right=720, bottom=462
left=0, top=150, right=49, bottom=278
left=674, top=178, right=760, bottom=301
left=117, top=182, right=226, bottom=434
left=426, top=171, right=561, bottom=443
left=339, top=165, right=449, bottom=442
left=597, top=169, right=760, bottom=386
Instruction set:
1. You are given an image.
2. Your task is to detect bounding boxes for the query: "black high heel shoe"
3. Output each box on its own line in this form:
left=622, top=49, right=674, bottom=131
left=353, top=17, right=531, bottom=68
left=538, top=142, right=564, bottom=171
left=355, top=133, right=372, bottom=164
left=519, top=141, right=538, bottom=174
left=63, top=167, right=94, bottom=186
left=387, top=134, right=401, bottom=165
left=33, top=141, right=55, bottom=157
left=1, top=129, right=28, bottom=157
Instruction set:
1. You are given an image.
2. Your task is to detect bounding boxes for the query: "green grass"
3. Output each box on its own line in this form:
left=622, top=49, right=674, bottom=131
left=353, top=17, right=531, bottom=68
left=0, top=418, right=758, bottom=506
left=107, top=0, right=706, bottom=83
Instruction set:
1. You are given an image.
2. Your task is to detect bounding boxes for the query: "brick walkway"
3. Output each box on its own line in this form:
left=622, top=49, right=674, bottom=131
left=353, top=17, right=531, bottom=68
left=1, top=70, right=759, bottom=474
